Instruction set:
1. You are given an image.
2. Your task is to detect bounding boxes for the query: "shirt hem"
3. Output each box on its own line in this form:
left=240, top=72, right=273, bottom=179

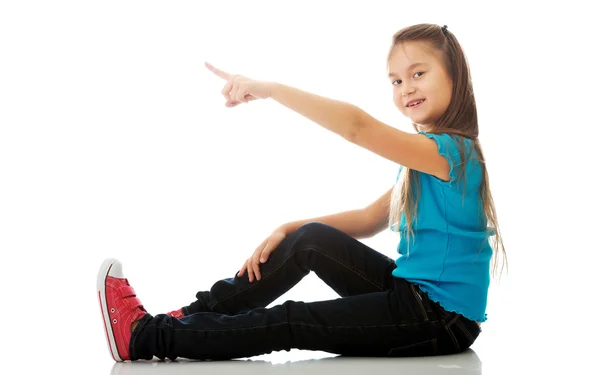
left=416, top=284, right=488, bottom=323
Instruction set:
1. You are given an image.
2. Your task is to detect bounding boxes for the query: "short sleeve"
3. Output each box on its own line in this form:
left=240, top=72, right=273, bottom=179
left=418, top=131, right=468, bottom=187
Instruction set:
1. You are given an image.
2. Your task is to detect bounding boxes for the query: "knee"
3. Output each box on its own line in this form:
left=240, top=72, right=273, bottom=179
left=295, top=222, right=336, bottom=240
left=297, top=221, right=335, bottom=235
left=283, top=222, right=336, bottom=254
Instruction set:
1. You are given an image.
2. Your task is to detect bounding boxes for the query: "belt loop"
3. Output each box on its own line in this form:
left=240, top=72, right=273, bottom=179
left=415, top=289, right=423, bottom=301
left=412, top=284, right=435, bottom=320
left=409, top=283, right=429, bottom=322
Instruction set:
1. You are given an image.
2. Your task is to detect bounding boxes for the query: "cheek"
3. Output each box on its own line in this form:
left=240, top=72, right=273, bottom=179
left=434, top=78, right=453, bottom=106
left=445, top=85, right=453, bottom=105
left=393, top=91, right=404, bottom=111
left=432, top=88, right=449, bottom=111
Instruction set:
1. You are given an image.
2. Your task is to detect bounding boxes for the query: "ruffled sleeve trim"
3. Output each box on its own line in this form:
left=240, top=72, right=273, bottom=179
left=418, top=131, right=460, bottom=188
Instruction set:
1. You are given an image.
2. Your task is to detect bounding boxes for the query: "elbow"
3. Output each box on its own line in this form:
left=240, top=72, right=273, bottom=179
left=345, top=106, right=366, bottom=143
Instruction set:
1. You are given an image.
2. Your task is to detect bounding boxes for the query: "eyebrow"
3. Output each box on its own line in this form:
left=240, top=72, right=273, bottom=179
left=388, top=62, right=428, bottom=77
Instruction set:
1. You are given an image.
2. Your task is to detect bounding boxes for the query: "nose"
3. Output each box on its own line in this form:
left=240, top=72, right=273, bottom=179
left=401, top=83, right=415, bottom=98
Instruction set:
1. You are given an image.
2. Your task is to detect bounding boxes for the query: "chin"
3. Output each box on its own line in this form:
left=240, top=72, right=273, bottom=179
left=411, top=117, right=429, bottom=126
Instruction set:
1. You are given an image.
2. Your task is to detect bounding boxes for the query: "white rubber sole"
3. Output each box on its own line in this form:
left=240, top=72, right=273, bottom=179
left=97, top=258, right=122, bottom=362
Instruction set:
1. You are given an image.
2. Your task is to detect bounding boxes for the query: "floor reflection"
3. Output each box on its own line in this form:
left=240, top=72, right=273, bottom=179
left=110, top=349, right=481, bottom=375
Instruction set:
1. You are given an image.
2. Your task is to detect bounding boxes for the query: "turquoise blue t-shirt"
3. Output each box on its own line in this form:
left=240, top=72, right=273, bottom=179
left=391, top=131, right=493, bottom=322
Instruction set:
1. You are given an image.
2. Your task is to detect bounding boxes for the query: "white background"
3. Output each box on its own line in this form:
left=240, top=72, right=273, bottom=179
left=1, top=0, right=598, bottom=373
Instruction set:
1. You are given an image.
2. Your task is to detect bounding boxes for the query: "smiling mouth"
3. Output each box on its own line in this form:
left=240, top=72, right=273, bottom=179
left=407, top=99, right=425, bottom=108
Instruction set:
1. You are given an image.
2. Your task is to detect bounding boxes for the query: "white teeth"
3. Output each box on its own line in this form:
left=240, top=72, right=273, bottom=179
left=409, top=100, right=424, bottom=107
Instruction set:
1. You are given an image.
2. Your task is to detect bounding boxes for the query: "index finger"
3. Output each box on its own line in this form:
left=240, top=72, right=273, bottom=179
left=205, top=62, right=231, bottom=80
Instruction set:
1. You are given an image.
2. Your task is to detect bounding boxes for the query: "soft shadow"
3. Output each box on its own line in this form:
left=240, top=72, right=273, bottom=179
left=111, top=349, right=482, bottom=375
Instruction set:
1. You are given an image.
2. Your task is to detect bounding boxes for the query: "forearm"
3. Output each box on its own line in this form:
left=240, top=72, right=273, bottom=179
left=268, top=82, right=361, bottom=140
left=279, top=208, right=375, bottom=240
left=267, top=83, right=373, bottom=238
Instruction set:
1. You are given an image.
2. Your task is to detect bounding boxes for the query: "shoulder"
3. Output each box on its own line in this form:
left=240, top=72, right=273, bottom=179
left=417, top=131, right=480, bottom=187
left=418, top=131, right=477, bottom=160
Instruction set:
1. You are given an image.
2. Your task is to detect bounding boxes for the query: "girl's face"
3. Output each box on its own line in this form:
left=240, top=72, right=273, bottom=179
left=388, top=41, right=453, bottom=129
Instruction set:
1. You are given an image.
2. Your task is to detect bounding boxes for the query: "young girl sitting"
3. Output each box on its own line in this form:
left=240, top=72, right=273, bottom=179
left=97, top=23, right=506, bottom=362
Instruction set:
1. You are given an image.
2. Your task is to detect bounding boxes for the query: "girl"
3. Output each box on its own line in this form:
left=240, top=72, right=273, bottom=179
left=97, top=23, right=506, bottom=362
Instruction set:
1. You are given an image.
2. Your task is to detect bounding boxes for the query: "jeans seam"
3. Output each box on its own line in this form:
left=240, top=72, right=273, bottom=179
left=447, top=314, right=460, bottom=327
left=455, top=319, right=475, bottom=342
left=210, top=244, right=387, bottom=310
left=387, top=338, right=435, bottom=356
left=172, top=320, right=431, bottom=333
left=409, top=284, right=429, bottom=322
left=442, top=316, right=461, bottom=352
left=308, top=245, right=388, bottom=290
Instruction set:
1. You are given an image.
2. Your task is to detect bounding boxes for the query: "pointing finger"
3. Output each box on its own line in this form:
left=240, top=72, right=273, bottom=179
left=205, top=62, right=231, bottom=80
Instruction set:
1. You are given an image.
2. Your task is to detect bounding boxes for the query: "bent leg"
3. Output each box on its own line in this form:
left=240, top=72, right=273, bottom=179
left=183, top=222, right=397, bottom=316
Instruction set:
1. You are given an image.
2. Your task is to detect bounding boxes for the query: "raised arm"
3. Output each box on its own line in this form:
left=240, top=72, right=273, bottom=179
left=205, top=63, right=450, bottom=182
left=269, top=82, right=362, bottom=140
left=268, top=82, right=449, bottom=181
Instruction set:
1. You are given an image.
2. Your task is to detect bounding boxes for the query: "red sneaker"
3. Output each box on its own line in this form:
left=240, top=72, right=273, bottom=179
left=167, top=309, right=184, bottom=319
left=97, top=258, right=148, bottom=362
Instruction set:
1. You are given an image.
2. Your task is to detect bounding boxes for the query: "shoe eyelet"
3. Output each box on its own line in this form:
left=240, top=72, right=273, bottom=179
left=110, top=308, right=115, bottom=313
left=113, top=319, right=117, bottom=324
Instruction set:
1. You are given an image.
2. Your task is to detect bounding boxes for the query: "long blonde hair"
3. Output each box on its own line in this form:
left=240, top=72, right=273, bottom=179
left=387, top=24, right=507, bottom=278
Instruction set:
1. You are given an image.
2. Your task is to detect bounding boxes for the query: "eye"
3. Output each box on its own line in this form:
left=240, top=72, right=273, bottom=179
left=391, top=72, right=425, bottom=85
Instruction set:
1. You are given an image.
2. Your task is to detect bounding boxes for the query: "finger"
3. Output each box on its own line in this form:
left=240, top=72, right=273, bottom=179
left=230, top=80, right=241, bottom=104
left=241, top=92, right=252, bottom=103
left=238, top=263, right=246, bottom=277
left=258, top=240, right=270, bottom=263
left=252, top=247, right=262, bottom=265
left=252, top=259, right=261, bottom=281
left=251, top=252, right=262, bottom=280
left=256, top=237, right=268, bottom=253
left=249, top=238, right=268, bottom=278
left=260, top=247, right=270, bottom=263
left=241, top=96, right=258, bottom=102
left=235, top=84, right=248, bottom=103
left=205, top=62, right=231, bottom=80
left=247, top=259, right=255, bottom=282
left=221, top=80, right=234, bottom=102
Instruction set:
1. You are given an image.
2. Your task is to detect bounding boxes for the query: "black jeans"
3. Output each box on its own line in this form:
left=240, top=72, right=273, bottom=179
left=130, top=222, right=481, bottom=361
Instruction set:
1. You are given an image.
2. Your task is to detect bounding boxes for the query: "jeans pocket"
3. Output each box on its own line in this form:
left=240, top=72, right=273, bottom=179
left=387, top=338, right=437, bottom=357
